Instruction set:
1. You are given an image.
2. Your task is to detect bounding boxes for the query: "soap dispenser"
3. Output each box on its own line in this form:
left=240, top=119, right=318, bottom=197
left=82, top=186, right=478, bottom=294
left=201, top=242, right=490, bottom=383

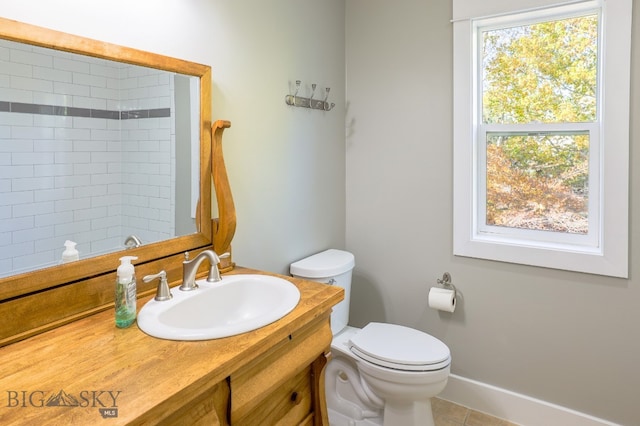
left=115, top=256, right=138, bottom=328
left=61, top=240, right=79, bottom=263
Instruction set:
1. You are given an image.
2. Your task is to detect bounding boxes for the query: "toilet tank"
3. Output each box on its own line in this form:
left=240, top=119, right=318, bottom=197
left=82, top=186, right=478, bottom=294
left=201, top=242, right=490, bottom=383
left=290, top=249, right=355, bottom=335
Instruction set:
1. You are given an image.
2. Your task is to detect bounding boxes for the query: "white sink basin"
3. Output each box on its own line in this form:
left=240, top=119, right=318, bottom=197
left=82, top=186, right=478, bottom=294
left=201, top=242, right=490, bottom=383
left=137, top=274, right=300, bottom=340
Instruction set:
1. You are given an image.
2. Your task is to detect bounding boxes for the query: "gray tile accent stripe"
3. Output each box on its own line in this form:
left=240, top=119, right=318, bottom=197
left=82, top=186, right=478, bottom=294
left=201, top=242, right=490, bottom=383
left=1, top=101, right=170, bottom=120
left=93, top=109, right=121, bottom=120
left=121, top=108, right=172, bottom=120
left=121, top=110, right=146, bottom=120
left=149, top=108, right=171, bottom=118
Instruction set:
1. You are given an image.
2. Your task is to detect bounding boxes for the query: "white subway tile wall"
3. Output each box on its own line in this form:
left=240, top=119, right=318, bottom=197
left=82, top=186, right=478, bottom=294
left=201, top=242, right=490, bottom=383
left=0, top=39, right=176, bottom=277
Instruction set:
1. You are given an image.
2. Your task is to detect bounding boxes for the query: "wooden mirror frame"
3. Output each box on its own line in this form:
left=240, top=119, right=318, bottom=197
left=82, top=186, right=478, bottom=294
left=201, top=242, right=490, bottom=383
left=0, top=17, right=236, bottom=345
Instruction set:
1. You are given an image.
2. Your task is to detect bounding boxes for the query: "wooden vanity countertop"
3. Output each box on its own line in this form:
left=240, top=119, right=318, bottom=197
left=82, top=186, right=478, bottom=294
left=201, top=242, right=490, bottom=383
left=0, top=267, right=343, bottom=425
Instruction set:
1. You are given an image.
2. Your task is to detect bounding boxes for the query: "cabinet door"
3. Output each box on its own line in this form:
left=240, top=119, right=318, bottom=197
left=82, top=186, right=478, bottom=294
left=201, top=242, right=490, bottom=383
left=230, top=317, right=332, bottom=425
left=236, top=365, right=313, bottom=425
left=155, top=380, right=230, bottom=426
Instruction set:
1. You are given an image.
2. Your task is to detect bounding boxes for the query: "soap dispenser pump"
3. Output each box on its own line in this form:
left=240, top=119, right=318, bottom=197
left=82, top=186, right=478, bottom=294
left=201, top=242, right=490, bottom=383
left=61, top=240, right=79, bottom=263
left=115, top=256, right=138, bottom=328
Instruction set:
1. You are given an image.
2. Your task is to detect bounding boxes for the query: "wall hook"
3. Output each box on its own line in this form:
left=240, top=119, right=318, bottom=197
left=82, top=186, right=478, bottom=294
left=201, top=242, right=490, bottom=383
left=285, top=80, right=335, bottom=112
left=324, top=88, right=335, bottom=111
left=293, top=80, right=301, bottom=105
left=309, top=83, right=317, bottom=102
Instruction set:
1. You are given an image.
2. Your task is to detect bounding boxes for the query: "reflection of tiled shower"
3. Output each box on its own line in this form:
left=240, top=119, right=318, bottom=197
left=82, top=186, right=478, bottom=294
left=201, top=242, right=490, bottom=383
left=0, top=39, right=175, bottom=277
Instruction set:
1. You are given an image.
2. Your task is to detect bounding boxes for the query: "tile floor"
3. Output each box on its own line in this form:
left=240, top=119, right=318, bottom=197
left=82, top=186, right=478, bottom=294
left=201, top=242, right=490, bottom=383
left=432, top=398, right=519, bottom=426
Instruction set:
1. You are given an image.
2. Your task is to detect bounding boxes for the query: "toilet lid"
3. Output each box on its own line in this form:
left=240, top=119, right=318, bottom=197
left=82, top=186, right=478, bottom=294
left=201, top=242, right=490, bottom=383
left=349, top=323, right=451, bottom=371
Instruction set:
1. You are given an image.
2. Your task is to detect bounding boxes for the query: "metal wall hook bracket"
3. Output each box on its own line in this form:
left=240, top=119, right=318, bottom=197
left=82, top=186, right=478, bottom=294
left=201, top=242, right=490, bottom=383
left=285, top=80, right=335, bottom=111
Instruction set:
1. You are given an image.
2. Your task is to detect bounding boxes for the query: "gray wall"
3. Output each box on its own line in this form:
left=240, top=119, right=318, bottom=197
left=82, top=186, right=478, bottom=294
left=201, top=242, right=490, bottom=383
left=345, top=0, right=639, bottom=424
left=208, top=2, right=347, bottom=274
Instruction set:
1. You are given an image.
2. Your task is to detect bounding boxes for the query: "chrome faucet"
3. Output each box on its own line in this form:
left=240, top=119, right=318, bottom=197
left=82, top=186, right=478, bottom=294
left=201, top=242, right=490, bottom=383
left=180, top=250, right=221, bottom=291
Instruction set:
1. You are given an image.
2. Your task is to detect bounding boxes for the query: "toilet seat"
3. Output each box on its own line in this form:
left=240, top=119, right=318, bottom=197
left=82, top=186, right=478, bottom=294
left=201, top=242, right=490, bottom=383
left=349, top=322, right=451, bottom=372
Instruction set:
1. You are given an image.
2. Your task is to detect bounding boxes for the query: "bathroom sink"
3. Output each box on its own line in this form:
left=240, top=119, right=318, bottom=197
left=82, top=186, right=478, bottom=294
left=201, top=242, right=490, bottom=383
left=137, top=274, right=301, bottom=340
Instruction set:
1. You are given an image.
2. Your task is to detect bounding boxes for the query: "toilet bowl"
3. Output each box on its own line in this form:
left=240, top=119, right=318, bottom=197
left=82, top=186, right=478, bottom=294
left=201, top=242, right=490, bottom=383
left=290, top=249, right=451, bottom=426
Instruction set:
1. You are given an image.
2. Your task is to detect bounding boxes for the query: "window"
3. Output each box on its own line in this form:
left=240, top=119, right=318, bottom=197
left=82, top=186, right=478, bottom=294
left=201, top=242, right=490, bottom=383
left=480, top=12, right=598, bottom=247
left=453, top=0, right=632, bottom=277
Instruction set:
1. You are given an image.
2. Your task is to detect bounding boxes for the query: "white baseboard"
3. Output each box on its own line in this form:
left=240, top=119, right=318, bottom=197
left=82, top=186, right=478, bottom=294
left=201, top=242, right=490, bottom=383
left=438, top=374, right=621, bottom=426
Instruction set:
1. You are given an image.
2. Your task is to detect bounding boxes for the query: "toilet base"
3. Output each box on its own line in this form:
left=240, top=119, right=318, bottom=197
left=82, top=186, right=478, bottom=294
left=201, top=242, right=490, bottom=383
left=382, top=400, right=435, bottom=426
left=328, top=401, right=436, bottom=426
left=328, top=408, right=382, bottom=426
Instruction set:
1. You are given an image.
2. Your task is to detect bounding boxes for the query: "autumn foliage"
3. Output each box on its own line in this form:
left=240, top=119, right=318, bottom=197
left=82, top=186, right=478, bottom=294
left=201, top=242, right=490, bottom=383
left=482, top=15, right=596, bottom=234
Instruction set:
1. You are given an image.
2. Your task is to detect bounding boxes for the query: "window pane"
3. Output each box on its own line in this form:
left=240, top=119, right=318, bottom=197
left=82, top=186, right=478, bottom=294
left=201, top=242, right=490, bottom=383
left=482, top=15, right=598, bottom=124
left=486, top=132, right=589, bottom=234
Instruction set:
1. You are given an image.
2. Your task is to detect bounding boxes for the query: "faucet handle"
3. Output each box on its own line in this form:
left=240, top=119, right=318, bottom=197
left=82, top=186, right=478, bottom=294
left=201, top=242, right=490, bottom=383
left=206, top=251, right=223, bottom=282
left=205, top=251, right=231, bottom=283
left=143, top=270, right=172, bottom=301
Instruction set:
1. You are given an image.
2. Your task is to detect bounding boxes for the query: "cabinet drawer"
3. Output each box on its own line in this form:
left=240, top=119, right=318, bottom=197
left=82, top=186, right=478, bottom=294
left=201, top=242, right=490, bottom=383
left=154, top=380, right=230, bottom=426
left=230, top=316, right=332, bottom=425
left=234, top=365, right=312, bottom=425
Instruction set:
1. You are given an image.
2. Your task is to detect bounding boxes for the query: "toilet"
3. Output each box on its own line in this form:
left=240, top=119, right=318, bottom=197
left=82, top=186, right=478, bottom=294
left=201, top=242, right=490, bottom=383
left=290, top=249, right=451, bottom=426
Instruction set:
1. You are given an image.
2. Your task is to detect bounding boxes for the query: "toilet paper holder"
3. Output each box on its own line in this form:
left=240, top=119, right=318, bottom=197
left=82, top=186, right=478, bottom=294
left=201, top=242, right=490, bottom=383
left=437, top=272, right=456, bottom=293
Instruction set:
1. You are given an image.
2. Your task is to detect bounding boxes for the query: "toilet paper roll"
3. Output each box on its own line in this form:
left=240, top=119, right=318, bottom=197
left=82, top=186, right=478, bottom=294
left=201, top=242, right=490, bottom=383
left=428, top=287, right=456, bottom=313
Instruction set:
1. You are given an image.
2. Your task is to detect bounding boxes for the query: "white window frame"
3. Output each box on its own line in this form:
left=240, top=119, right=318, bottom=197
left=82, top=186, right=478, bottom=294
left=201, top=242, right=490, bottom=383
left=453, top=0, right=632, bottom=277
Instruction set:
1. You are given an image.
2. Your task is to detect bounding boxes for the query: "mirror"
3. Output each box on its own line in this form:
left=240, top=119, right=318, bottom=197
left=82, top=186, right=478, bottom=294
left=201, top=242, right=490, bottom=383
left=0, top=17, right=212, bottom=299
left=0, top=38, right=202, bottom=277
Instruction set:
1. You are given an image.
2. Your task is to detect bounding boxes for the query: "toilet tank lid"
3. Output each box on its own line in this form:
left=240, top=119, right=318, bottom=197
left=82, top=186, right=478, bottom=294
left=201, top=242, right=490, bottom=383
left=290, top=249, right=355, bottom=278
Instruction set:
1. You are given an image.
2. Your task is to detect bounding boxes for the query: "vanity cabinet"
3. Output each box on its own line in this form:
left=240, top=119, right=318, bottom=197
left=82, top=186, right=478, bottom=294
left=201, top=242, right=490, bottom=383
left=0, top=270, right=342, bottom=426
left=161, top=313, right=333, bottom=426
left=150, top=282, right=335, bottom=426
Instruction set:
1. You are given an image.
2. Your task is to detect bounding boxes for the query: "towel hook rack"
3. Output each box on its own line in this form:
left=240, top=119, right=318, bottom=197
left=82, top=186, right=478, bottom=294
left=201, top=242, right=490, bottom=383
left=285, top=80, right=334, bottom=111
